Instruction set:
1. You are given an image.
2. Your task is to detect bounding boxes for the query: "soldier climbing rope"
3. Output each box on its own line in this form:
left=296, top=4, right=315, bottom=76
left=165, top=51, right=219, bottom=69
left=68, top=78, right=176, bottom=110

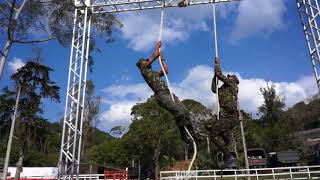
left=54, top=0, right=320, bottom=179
left=156, top=5, right=198, bottom=172
left=212, top=3, right=220, bottom=120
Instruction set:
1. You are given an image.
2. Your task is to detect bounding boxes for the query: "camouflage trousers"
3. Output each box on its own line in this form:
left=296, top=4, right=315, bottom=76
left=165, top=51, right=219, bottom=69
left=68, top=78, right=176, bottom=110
left=205, top=113, right=238, bottom=159
left=155, top=92, right=195, bottom=144
left=155, top=92, right=192, bottom=127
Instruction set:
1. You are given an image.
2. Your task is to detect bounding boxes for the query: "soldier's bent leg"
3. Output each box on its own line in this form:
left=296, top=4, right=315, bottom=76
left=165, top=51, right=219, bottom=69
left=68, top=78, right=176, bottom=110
left=155, top=93, right=195, bottom=144
left=221, top=132, right=232, bottom=155
left=155, top=93, right=192, bottom=127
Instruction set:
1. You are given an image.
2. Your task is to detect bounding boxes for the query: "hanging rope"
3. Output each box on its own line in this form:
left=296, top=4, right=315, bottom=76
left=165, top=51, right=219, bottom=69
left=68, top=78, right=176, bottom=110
left=185, top=127, right=197, bottom=172
left=213, top=4, right=218, bottom=57
left=158, top=7, right=175, bottom=102
left=157, top=7, right=197, bottom=172
left=212, top=3, right=220, bottom=120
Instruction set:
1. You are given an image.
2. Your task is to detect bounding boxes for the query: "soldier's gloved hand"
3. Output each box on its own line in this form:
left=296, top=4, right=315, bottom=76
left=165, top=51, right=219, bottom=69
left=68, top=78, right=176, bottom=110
left=215, top=57, right=220, bottom=64
left=153, top=41, right=162, bottom=57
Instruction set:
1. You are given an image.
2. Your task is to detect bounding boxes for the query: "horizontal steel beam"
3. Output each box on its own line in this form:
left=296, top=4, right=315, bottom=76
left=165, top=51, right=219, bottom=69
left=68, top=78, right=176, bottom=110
left=89, top=0, right=238, bottom=13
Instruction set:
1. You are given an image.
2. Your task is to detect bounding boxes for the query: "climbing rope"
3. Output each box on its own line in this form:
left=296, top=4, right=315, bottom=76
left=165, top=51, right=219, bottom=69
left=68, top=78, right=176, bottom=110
left=212, top=3, right=220, bottom=120
left=157, top=6, right=197, bottom=172
left=184, top=127, right=197, bottom=172
left=158, top=6, right=175, bottom=102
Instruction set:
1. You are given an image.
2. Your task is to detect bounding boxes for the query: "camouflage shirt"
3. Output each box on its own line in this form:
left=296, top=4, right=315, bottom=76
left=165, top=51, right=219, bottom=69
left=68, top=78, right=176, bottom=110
left=137, top=59, right=170, bottom=94
left=211, top=63, right=239, bottom=117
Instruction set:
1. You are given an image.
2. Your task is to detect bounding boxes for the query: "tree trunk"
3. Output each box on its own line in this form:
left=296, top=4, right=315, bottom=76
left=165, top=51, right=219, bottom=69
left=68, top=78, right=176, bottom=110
left=154, top=150, right=160, bottom=180
left=0, top=39, right=13, bottom=79
left=184, top=144, right=188, bottom=160
left=0, top=0, right=28, bottom=79
left=15, top=146, right=25, bottom=180
left=153, top=138, right=161, bottom=180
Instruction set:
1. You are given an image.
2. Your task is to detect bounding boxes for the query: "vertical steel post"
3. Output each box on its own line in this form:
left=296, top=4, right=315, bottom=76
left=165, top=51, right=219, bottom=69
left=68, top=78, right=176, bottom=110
left=307, top=166, right=311, bottom=179
left=272, top=168, right=275, bottom=179
left=58, top=3, right=91, bottom=179
left=3, top=85, right=21, bottom=179
left=240, top=120, right=250, bottom=180
left=297, top=0, right=320, bottom=93
left=238, top=102, right=250, bottom=180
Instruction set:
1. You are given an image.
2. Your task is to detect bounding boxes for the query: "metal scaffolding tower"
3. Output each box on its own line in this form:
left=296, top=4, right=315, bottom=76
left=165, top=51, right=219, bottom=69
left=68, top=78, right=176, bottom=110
left=90, top=0, right=233, bottom=13
left=58, top=0, right=320, bottom=179
left=58, top=2, right=92, bottom=179
left=297, top=0, right=320, bottom=92
left=58, top=0, right=235, bottom=179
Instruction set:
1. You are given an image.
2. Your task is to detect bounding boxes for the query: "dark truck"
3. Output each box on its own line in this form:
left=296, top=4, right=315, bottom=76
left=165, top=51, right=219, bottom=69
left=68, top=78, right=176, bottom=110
left=247, top=148, right=268, bottom=168
left=269, top=151, right=300, bottom=167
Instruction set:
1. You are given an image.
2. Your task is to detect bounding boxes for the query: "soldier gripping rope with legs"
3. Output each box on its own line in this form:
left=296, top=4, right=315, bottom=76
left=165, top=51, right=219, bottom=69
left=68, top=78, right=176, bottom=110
left=206, top=57, right=240, bottom=168
left=136, top=41, right=198, bottom=145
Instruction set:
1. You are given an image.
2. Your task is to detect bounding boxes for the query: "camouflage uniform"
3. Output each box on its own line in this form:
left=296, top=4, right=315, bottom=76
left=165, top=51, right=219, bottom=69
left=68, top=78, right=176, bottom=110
left=206, top=63, right=239, bottom=166
left=136, top=59, right=196, bottom=144
left=211, top=63, right=239, bottom=119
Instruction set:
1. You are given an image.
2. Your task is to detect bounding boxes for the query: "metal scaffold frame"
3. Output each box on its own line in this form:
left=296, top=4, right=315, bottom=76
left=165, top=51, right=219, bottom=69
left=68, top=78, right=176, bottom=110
left=58, top=0, right=236, bottom=179
left=58, top=0, right=320, bottom=179
left=58, top=4, right=92, bottom=179
left=90, top=0, right=234, bottom=13
left=297, top=0, right=320, bottom=91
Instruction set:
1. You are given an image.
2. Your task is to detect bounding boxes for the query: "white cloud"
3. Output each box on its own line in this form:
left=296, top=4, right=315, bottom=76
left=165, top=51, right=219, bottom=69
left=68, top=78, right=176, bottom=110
left=8, top=57, right=25, bottom=73
left=99, top=65, right=318, bottom=131
left=172, top=65, right=214, bottom=105
left=100, top=83, right=152, bottom=131
left=230, top=0, right=286, bottom=41
left=102, top=83, right=152, bottom=102
left=118, top=6, right=212, bottom=51
left=119, top=12, right=182, bottom=51
left=118, top=0, right=288, bottom=50
left=100, top=100, right=137, bottom=130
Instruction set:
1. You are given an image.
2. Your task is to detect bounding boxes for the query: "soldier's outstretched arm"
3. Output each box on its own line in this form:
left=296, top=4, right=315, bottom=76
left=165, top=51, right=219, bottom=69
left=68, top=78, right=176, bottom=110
left=146, top=41, right=162, bottom=66
left=214, top=57, right=233, bottom=86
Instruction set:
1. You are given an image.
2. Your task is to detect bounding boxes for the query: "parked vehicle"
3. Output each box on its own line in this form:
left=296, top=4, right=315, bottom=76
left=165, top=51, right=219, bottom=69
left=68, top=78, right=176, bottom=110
left=269, top=151, right=300, bottom=167
left=247, top=148, right=268, bottom=168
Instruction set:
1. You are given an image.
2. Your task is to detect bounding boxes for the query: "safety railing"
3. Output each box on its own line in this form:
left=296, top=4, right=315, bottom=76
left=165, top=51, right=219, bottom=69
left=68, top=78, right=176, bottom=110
left=4, top=174, right=116, bottom=180
left=160, top=165, right=320, bottom=180
left=4, top=172, right=130, bottom=180
left=5, top=165, right=320, bottom=180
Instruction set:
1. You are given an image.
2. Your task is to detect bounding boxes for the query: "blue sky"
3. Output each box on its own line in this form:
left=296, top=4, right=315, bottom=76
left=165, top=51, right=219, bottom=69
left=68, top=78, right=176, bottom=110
left=1, top=0, right=318, bottom=132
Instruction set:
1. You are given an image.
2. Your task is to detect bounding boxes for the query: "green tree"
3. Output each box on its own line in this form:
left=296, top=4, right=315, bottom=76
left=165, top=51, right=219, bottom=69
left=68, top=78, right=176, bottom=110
left=0, top=0, right=122, bottom=78
left=182, top=99, right=212, bottom=135
left=0, top=60, right=60, bottom=179
left=182, top=99, right=213, bottom=168
left=245, top=118, right=263, bottom=148
left=257, top=84, right=301, bottom=152
left=286, top=99, right=320, bottom=130
left=258, top=84, right=285, bottom=127
left=110, top=125, right=127, bottom=137
left=81, top=80, right=101, bottom=161
left=0, top=87, right=15, bottom=138
left=123, top=97, right=183, bottom=180
left=88, top=98, right=217, bottom=172
left=89, top=138, right=128, bottom=168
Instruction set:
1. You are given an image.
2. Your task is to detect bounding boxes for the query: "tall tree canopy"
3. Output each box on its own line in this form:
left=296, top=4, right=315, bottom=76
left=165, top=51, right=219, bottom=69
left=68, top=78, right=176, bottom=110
left=0, top=0, right=122, bottom=78
left=254, top=84, right=301, bottom=152
left=0, top=60, right=60, bottom=179
left=124, top=97, right=183, bottom=180
left=82, top=80, right=101, bottom=161
left=258, top=84, right=285, bottom=127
